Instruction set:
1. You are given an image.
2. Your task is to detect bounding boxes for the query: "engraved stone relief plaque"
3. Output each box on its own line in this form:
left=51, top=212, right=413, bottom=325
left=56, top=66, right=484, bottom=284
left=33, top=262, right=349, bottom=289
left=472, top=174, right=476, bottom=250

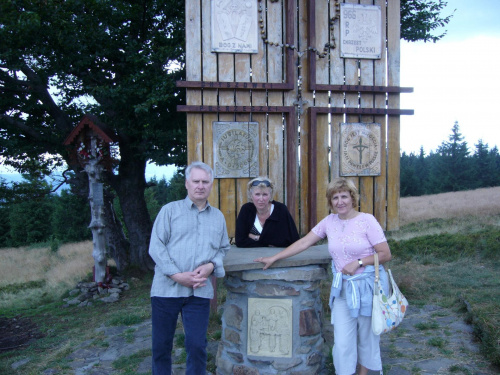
left=247, top=298, right=292, bottom=358
left=340, top=3, right=382, bottom=59
left=211, top=0, right=259, bottom=53
left=213, top=121, right=259, bottom=178
left=340, top=123, right=381, bottom=176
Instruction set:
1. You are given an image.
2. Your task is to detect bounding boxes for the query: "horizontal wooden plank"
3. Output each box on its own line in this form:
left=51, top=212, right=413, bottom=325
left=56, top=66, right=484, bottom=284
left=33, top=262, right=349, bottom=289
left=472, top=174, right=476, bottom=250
left=312, top=107, right=413, bottom=116
left=177, top=105, right=294, bottom=113
left=177, top=81, right=412, bottom=93
left=178, top=105, right=413, bottom=116
left=314, top=84, right=413, bottom=93
left=177, top=80, right=293, bottom=90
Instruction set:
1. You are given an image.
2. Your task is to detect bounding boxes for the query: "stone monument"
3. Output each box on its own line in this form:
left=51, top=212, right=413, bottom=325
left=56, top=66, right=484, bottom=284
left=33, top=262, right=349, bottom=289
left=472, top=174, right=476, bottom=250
left=217, top=245, right=332, bottom=374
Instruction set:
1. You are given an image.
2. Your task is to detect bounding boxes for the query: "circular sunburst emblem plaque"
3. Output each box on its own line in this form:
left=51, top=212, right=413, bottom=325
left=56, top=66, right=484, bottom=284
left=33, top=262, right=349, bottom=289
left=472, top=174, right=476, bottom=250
left=218, top=129, right=254, bottom=169
left=213, top=122, right=259, bottom=178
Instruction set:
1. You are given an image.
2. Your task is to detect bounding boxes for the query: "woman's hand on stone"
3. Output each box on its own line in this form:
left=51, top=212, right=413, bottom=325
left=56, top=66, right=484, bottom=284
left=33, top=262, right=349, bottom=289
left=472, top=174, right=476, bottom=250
left=254, top=256, right=275, bottom=270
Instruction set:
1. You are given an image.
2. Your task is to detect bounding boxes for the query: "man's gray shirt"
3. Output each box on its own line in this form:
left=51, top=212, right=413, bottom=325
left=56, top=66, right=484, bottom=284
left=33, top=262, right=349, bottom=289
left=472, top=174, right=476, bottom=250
left=149, top=196, right=230, bottom=299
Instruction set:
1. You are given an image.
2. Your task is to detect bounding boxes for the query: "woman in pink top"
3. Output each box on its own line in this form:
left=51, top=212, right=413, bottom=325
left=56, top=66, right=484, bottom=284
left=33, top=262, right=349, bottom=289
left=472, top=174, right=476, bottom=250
left=255, top=178, right=392, bottom=375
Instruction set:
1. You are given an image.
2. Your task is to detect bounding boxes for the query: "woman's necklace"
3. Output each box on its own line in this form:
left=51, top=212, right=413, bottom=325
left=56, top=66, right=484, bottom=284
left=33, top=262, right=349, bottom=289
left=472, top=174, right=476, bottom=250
left=339, top=211, right=359, bottom=232
left=341, top=219, right=348, bottom=232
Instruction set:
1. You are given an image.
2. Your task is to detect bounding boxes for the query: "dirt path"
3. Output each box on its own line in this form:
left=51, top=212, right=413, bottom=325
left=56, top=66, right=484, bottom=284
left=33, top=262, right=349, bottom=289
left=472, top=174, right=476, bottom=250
left=377, top=304, right=497, bottom=374
left=6, top=303, right=499, bottom=374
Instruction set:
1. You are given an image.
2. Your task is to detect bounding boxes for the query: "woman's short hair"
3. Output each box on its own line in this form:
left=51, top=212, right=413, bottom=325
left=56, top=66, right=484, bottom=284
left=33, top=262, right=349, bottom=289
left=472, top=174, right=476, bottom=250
left=185, top=161, right=214, bottom=182
left=325, top=178, right=359, bottom=211
left=247, top=176, right=274, bottom=200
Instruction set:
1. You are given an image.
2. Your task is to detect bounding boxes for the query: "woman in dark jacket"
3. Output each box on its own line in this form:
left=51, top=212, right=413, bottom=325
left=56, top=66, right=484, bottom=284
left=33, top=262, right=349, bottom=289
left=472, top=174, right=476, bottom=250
left=235, top=177, right=299, bottom=248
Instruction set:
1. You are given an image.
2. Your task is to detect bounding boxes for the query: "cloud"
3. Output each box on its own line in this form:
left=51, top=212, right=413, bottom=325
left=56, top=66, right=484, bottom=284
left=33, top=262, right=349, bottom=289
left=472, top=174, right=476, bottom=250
left=400, top=36, right=500, bottom=153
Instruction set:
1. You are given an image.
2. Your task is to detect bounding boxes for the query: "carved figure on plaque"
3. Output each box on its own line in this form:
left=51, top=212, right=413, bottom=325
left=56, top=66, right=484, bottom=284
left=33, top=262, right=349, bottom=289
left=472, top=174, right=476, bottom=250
left=340, top=123, right=381, bottom=176
left=213, top=121, right=259, bottom=178
left=211, top=0, right=259, bottom=53
left=247, top=298, right=292, bottom=358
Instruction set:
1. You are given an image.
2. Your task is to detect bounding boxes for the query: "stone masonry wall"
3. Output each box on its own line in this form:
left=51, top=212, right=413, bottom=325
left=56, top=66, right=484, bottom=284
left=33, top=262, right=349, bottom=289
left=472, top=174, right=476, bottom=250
left=216, top=265, right=329, bottom=375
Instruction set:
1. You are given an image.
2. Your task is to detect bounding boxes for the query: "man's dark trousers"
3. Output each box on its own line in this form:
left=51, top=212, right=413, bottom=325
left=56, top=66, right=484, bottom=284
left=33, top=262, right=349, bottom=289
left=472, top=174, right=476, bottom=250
left=151, top=296, right=210, bottom=375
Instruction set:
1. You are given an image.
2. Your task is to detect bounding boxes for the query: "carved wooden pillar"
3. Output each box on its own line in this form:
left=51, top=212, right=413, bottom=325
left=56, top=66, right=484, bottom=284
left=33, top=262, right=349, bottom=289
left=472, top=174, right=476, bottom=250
left=63, top=114, right=117, bottom=284
left=85, top=136, right=107, bottom=284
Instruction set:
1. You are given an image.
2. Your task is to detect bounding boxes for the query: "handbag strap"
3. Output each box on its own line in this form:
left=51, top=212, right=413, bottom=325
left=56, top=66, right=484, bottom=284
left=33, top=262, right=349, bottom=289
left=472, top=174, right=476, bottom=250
left=373, top=252, right=380, bottom=282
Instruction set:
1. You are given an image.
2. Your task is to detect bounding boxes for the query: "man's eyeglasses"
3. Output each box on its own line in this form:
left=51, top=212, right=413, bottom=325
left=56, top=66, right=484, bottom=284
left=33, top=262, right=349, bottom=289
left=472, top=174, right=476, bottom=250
left=251, top=180, right=271, bottom=187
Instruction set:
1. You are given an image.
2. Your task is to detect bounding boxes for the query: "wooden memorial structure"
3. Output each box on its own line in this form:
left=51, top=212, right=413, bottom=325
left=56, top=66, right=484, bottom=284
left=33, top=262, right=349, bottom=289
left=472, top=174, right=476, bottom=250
left=177, top=0, right=413, bottom=235
left=64, top=115, right=117, bottom=284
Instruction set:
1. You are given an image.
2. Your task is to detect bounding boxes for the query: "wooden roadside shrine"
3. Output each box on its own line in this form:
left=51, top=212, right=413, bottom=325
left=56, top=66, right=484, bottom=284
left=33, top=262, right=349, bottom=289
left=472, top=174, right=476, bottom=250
left=64, top=114, right=117, bottom=284
left=177, top=0, right=413, bottom=236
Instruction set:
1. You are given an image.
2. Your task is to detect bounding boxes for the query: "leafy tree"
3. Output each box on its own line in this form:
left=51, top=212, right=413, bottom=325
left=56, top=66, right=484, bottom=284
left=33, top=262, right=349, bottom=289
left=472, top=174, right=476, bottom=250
left=1, top=0, right=185, bottom=270
left=400, top=152, right=419, bottom=197
left=7, top=175, right=53, bottom=246
left=0, top=178, right=11, bottom=246
left=158, top=172, right=186, bottom=205
left=414, top=147, right=429, bottom=194
left=0, top=206, right=9, bottom=247
left=427, top=122, right=473, bottom=193
left=473, top=140, right=500, bottom=188
left=145, top=186, right=162, bottom=223
left=146, top=171, right=186, bottom=220
left=401, top=0, right=454, bottom=43
left=400, top=146, right=432, bottom=196
left=52, top=188, right=91, bottom=243
left=491, top=146, right=500, bottom=186
left=9, top=197, right=53, bottom=245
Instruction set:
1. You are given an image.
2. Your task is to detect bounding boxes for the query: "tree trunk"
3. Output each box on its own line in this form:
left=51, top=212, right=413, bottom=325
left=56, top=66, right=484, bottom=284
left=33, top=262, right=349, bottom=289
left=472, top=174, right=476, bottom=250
left=103, top=186, right=130, bottom=272
left=109, top=155, right=155, bottom=271
left=69, top=164, right=132, bottom=273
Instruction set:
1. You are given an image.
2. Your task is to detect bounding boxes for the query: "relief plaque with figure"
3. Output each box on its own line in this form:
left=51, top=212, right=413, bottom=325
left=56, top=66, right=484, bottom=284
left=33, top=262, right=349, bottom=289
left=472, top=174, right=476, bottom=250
left=211, top=0, right=259, bottom=53
left=247, top=298, right=292, bottom=358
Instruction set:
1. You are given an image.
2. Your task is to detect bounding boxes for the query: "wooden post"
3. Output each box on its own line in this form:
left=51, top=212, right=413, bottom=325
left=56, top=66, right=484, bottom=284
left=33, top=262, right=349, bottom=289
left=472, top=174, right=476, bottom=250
left=86, top=135, right=107, bottom=284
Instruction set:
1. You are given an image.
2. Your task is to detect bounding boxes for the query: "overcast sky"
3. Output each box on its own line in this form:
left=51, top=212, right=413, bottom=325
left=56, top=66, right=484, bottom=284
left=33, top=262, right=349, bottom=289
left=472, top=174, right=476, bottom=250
left=400, top=0, right=500, bottom=154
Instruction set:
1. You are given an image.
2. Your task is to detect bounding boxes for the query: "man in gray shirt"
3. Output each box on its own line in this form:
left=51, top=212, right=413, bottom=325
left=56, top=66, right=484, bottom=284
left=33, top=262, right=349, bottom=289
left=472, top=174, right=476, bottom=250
left=149, top=161, right=230, bottom=374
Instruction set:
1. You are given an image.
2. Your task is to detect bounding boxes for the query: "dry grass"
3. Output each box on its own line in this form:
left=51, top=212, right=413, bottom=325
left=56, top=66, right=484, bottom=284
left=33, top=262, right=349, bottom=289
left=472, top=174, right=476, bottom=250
left=0, top=241, right=95, bottom=309
left=0, top=241, right=94, bottom=287
left=399, top=186, right=500, bottom=226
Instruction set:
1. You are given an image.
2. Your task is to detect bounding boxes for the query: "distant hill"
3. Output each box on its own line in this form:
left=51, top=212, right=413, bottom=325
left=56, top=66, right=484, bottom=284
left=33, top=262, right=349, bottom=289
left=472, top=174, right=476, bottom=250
left=0, top=173, right=69, bottom=193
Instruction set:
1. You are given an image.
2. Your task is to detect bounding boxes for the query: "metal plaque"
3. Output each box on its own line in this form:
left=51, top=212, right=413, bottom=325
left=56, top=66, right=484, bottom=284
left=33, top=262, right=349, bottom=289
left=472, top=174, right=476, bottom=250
left=247, top=298, right=292, bottom=358
left=213, top=121, right=259, bottom=178
left=340, top=123, right=381, bottom=176
left=211, top=0, right=259, bottom=53
left=91, top=182, right=104, bottom=206
left=340, top=3, right=382, bottom=59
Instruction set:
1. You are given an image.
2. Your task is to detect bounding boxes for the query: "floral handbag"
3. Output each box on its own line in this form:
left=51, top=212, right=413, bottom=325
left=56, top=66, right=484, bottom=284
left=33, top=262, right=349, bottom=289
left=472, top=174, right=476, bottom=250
left=371, top=253, right=409, bottom=335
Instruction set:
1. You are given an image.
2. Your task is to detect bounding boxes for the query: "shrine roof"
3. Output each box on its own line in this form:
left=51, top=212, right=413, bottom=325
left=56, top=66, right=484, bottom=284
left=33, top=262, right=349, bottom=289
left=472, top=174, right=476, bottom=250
left=63, top=114, right=118, bottom=145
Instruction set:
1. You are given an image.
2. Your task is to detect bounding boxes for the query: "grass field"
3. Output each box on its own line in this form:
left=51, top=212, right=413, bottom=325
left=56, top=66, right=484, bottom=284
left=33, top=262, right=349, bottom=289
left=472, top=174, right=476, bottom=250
left=1, top=186, right=499, bottom=373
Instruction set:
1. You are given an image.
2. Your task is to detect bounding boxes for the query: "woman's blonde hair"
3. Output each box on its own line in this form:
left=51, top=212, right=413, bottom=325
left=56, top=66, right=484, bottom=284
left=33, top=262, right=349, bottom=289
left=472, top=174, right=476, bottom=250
left=325, top=178, right=359, bottom=211
left=247, top=176, right=274, bottom=200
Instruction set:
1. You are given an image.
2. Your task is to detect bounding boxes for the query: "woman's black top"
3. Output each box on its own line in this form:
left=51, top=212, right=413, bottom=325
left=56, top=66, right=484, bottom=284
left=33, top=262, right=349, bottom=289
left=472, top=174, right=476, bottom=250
left=235, top=200, right=300, bottom=248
